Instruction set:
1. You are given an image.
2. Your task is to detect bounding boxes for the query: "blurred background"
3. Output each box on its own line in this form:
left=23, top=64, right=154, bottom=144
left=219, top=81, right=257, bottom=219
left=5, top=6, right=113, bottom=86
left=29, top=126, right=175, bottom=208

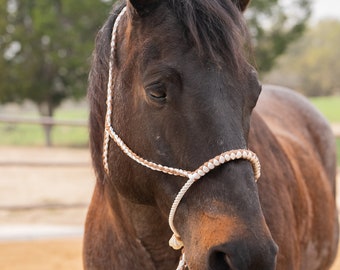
left=0, top=0, right=339, bottom=269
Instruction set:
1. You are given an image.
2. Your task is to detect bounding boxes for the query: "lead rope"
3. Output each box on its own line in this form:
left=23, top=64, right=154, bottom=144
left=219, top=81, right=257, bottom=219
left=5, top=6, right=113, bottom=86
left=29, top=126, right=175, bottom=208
left=102, top=6, right=261, bottom=270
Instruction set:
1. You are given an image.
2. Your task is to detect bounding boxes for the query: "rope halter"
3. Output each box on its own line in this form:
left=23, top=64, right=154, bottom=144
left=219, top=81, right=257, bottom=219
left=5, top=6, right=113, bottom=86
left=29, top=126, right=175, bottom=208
left=102, top=6, right=261, bottom=270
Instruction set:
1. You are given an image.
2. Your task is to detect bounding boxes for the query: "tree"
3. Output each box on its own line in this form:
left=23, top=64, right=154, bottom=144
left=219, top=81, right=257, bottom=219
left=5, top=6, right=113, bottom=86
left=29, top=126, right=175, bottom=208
left=264, top=19, right=340, bottom=96
left=0, top=0, right=115, bottom=145
left=246, top=0, right=312, bottom=74
left=0, top=0, right=312, bottom=145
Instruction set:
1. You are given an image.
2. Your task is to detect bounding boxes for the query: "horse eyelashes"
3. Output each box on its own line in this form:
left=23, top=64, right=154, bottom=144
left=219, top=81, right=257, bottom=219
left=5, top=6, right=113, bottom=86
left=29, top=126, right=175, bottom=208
left=145, top=83, right=167, bottom=103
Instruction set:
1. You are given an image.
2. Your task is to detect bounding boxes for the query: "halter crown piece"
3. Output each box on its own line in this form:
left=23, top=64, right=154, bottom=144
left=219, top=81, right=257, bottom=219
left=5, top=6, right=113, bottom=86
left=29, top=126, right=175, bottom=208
left=103, top=6, right=261, bottom=270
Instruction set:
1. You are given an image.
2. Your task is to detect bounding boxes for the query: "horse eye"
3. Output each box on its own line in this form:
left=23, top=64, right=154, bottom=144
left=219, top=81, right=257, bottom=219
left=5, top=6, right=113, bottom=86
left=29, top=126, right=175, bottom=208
left=150, top=89, right=166, bottom=99
left=146, top=83, right=167, bottom=102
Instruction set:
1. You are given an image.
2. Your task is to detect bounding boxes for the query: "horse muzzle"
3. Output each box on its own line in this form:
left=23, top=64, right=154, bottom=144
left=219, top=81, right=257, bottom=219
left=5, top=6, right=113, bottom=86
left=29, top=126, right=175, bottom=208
left=181, top=212, right=278, bottom=270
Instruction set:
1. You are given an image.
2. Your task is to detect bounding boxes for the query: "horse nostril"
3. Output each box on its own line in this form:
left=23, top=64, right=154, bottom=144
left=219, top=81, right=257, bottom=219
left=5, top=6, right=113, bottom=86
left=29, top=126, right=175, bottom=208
left=208, top=251, right=232, bottom=270
left=208, top=239, right=278, bottom=270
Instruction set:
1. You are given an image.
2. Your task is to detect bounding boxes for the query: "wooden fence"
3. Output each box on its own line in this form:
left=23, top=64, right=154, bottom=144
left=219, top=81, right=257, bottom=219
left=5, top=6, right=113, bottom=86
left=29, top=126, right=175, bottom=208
left=0, top=115, right=339, bottom=137
left=0, top=115, right=87, bottom=127
left=0, top=115, right=88, bottom=147
left=333, top=124, right=340, bottom=138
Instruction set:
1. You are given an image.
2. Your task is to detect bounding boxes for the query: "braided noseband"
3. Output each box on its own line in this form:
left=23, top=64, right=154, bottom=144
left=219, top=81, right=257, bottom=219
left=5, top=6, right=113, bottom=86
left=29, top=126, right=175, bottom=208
left=102, top=6, right=261, bottom=270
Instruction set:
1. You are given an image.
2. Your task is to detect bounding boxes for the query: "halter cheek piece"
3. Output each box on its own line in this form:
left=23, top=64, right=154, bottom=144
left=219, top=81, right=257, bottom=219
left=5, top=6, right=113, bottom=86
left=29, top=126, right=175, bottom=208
left=102, top=6, right=261, bottom=269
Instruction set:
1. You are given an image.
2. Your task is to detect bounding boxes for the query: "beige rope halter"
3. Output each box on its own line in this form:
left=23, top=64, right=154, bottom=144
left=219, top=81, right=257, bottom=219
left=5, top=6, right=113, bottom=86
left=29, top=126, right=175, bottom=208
left=102, top=6, right=261, bottom=270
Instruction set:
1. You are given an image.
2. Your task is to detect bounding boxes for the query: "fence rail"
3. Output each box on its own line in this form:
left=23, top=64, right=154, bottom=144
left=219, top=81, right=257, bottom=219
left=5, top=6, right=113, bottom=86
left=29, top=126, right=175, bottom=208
left=0, top=115, right=87, bottom=127
left=0, top=161, right=90, bottom=167
left=0, top=115, right=339, bottom=137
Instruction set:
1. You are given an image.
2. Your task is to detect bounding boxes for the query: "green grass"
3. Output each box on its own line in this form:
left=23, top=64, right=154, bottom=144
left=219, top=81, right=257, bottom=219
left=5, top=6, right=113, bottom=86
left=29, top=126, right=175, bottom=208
left=0, top=106, right=89, bottom=147
left=0, top=123, right=89, bottom=147
left=54, top=108, right=88, bottom=120
left=309, top=96, right=340, bottom=123
left=309, top=96, right=340, bottom=165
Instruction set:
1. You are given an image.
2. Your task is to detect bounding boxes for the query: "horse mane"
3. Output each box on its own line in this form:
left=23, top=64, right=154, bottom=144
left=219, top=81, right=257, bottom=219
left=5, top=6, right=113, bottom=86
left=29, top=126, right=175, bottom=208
left=88, top=0, right=251, bottom=183
left=168, top=0, right=250, bottom=72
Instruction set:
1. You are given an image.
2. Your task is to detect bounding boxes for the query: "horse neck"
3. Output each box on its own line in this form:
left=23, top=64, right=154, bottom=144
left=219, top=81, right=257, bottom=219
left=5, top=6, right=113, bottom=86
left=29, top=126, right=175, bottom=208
left=106, top=186, right=180, bottom=269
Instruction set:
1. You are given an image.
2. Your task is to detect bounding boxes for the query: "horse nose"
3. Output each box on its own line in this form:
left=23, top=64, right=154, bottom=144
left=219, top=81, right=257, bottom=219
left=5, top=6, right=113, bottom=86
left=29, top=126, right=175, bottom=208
left=208, top=239, right=278, bottom=270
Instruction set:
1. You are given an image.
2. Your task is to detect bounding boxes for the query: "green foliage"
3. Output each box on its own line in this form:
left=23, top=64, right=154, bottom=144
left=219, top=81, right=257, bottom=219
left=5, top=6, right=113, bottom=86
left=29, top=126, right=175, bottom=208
left=0, top=0, right=115, bottom=116
left=309, top=96, right=340, bottom=165
left=246, top=0, right=311, bottom=73
left=264, top=19, right=340, bottom=96
left=0, top=0, right=312, bottom=112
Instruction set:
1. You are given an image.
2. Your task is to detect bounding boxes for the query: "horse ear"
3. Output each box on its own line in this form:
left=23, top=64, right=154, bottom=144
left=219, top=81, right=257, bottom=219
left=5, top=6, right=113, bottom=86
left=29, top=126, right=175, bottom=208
left=231, top=0, right=251, bottom=12
left=128, top=0, right=160, bottom=17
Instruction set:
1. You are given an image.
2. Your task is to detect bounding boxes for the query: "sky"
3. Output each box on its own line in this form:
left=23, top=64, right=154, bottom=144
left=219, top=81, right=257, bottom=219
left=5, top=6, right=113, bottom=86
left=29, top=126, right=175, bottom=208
left=312, top=0, right=340, bottom=22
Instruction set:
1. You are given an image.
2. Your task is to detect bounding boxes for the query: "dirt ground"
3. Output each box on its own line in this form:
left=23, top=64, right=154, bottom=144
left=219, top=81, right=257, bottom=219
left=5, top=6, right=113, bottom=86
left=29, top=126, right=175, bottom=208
left=0, top=238, right=83, bottom=270
left=0, top=147, right=92, bottom=270
left=0, top=146, right=339, bottom=269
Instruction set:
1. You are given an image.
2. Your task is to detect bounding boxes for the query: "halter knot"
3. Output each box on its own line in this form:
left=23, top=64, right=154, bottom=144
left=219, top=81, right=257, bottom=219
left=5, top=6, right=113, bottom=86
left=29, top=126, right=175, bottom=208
left=169, top=234, right=184, bottom=250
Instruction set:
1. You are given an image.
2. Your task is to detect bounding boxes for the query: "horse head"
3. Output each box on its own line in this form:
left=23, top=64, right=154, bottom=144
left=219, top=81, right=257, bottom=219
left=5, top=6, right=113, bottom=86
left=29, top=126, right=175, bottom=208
left=92, top=0, right=278, bottom=269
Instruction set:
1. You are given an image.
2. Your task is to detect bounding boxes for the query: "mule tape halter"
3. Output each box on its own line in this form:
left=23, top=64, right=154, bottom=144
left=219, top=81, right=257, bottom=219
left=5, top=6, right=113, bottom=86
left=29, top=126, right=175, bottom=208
left=103, top=6, right=261, bottom=269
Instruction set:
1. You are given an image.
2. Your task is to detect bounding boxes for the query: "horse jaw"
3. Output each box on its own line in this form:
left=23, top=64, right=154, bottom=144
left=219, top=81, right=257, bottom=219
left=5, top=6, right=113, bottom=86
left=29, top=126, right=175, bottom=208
left=84, top=186, right=179, bottom=270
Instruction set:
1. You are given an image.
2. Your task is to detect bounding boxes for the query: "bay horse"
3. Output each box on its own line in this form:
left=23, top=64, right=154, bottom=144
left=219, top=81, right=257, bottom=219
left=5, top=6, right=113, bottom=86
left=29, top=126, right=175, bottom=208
left=84, top=0, right=339, bottom=269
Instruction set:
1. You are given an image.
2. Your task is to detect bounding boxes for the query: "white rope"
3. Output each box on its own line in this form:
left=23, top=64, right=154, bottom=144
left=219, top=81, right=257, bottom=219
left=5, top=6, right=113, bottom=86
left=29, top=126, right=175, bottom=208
left=168, top=149, right=260, bottom=250
left=102, top=5, right=261, bottom=269
left=103, top=6, right=127, bottom=174
left=107, top=126, right=192, bottom=178
left=176, top=253, right=187, bottom=270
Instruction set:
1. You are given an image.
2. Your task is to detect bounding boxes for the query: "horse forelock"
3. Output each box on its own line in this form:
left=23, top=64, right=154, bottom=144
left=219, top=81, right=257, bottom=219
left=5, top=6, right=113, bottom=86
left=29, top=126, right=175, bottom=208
left=121, top=0, right=251, bottom=72
left=167, top=0, right=251, bottom=74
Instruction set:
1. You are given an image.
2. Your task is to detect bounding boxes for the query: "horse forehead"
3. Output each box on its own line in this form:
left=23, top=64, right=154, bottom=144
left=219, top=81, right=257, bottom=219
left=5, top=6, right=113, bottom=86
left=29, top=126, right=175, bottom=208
left=139, top=42, right=161, bottom=68
left=125, top=9, right=241, bottom=72
left=137, top=26, right=188, bottom=61
left=136, top=35, right=221, bottom=72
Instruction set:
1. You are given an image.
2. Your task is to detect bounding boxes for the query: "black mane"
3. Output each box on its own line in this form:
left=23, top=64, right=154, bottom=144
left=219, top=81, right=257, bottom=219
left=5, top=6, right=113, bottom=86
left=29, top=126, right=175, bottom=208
left=113, top=0, right=250, bottom=70
left=168, top=0, right=250, bottom=72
